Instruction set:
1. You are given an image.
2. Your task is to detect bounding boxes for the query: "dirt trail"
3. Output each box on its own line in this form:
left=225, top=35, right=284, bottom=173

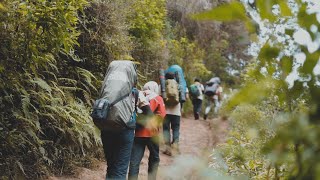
left=49, top=116, right=228, bottom=180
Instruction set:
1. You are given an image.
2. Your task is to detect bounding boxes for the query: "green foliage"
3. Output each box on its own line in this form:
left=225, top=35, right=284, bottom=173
left=204, top=35, right=240, bottom=86
left=192, top=1, right=255, bottom=33
left=212, top=104, right=276, bottom=179
left=193, top=1, right=247, bottom=21
left=256, top=0, right=292, bottom=22
left=76, top=0, right=133, bottom=77
left=0, top=0, right=103, bottom=179
left=167, top=37, right=211, bottom=82
left=168, top=1, right=251, bottom=87
left=200, top=0, right=320, bottom=179
left=0, top=0, right=258, bottom=178
left=130, top=0, right=166, bottom=41
left=129, top=0, right=168, bottom=82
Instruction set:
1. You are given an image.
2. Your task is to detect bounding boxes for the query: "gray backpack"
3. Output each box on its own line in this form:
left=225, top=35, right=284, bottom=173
left=91, top=60, right=137, bottom=131
left=204, top=77, right=220, bottom=96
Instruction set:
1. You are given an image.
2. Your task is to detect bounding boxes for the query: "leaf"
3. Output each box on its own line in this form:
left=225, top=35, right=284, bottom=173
left=226, top=78, right=279, bottom=111
left=300, top=48, right=320, bottom=75
left=192, top=1, right=255, bottom=33
left=193, top=1, right=247, bottom=21
left=31, top=78, right=52, bottom=93
left=256, top=0, right=277, bottom=22
left=0, top=3, right=5, bottom=11
left=297, top=3, right=318, bottom=30
left=258, top=44, right=280, bottom=62
left=39, top=147, right=46, bottom=156
left=16, top=161, right=26, bottom=175
left=280, top=56, right=293, bottom=77
left=278, top=0, right=292, bottom=16
left=43, top=156, right=53, bottom=166
left=256, top=0, right=292, bottom=21
left=0, top=65, right=4, bottom=73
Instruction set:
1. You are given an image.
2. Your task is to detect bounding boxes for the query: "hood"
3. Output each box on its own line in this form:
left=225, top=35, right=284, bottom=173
left=143, top=81, right=159, bottom=101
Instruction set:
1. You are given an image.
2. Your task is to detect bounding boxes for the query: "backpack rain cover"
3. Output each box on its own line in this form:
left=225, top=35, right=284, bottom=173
left=99, top=60, right=137, bottom=130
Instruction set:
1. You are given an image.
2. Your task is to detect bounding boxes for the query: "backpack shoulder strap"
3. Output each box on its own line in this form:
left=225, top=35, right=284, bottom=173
left=109, top=91, right=131, bottom=106
left=132, top=88, right=139, bottom=112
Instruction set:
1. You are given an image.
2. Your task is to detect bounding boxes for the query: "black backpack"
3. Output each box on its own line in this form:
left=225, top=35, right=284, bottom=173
left=204, top=83, right=219, bottom=96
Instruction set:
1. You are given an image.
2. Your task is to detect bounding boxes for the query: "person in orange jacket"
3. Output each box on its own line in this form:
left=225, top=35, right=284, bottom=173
left=129, top=81, right=166, bottom=180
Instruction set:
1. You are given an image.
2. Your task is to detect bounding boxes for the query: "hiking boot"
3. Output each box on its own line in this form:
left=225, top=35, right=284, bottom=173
left=171, top=143, right=180, bottom=155
left=163, top=145, right=172, bottom=156
left=163, top=149, right=172, bottom=156
left=195, top=113, right=199, bottom=120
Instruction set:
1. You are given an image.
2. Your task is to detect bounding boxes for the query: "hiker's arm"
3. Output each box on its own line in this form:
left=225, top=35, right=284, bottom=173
left=185, top=87, right=189, bottom=99
left=137, top=91, right=153, bottom=115
left=217, top=87, right=223, bottom=101
left=201, top=84, right=205, bottom=93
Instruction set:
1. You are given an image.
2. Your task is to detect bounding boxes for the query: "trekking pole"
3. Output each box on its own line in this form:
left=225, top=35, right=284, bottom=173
left=159, top=69, right=166, bottom=99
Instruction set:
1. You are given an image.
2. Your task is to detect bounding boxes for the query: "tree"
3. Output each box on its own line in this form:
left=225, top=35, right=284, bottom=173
left=196, top=0, right=320, bottom=178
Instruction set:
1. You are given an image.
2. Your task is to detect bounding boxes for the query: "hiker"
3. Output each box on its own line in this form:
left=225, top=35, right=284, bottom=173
left=165, top=65, right=187, bottom=108
left=128, top=81, right=166, bottom=180
left=203, top=77, right=223, bottom=120
left=92, top=61, right=152, bottom=180
left=163, top=72, right=181, bottom=156
left=189, top=78, right=204, bottom=120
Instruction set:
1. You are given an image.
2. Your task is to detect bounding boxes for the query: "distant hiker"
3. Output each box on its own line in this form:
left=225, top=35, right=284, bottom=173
left=91, top=60, right=152, bottom=180
left=189, top=78, right=204, bottom=120
left=203, top=77, right=223, bottom=120
left=129, top=81, right=166, bottom=180
left=163, top=72, right=181, bottom=156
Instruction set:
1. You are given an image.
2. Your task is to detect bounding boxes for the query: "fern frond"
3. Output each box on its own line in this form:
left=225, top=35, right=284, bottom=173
left=31, top=78, right=52, bottom=93
left=59, top=86, right=79, bottom=91
left=15, top=161, right=26, bottom=175
left=13, top=112, right=37, bottom=129
left=76, top=67, right=97, bottom=81
left=77, top=67, right=98, bottom=92
left=58, top=78, right=78, bottom=86
left=21, top=95, right=32, bottom=119
left=44, top=71, right=58, bottom=81
left=51, top=82, right=66, bottom=99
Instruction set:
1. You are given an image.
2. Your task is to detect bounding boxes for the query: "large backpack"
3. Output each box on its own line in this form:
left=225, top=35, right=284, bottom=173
left=164, top=79, right=179, bottom=106
left=165, top=65, right=187, bottom=103
left=204, top=83, right=219, bottom=96
left=189, top=84, right=201, bottom=98
left=91, top=60, right=137, bottom=131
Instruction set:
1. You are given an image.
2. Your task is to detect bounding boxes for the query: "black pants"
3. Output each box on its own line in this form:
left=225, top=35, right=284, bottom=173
left=129, top=137, right=160, bottom=180
left=163, top=114, right=181, bottom=145
left=192, top=98, right=202, bottom=120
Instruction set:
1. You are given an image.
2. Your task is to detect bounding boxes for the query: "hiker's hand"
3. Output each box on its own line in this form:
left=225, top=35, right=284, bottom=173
left=145, top=116, right=161, bottom=130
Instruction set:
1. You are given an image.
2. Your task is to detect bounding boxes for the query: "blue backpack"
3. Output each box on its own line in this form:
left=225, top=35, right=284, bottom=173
left=165, top=65, right=187, bottom=103
left=190, top=84, right=201, bottom=98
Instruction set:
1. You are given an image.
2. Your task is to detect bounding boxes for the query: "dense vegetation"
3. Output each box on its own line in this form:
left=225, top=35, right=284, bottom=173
left=5, top=0, right=319, bottom=179
left=198, top=0, right=320, bottom=179
left=0, top=0, right=248, bottom=179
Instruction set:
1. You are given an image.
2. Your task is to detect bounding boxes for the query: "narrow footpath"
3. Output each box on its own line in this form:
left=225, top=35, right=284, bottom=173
left=49, top=116, right=228, bottom=180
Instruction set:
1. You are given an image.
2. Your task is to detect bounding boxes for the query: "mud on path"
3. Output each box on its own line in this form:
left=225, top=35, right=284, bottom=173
left=49, top=117, right=228, bottom=180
